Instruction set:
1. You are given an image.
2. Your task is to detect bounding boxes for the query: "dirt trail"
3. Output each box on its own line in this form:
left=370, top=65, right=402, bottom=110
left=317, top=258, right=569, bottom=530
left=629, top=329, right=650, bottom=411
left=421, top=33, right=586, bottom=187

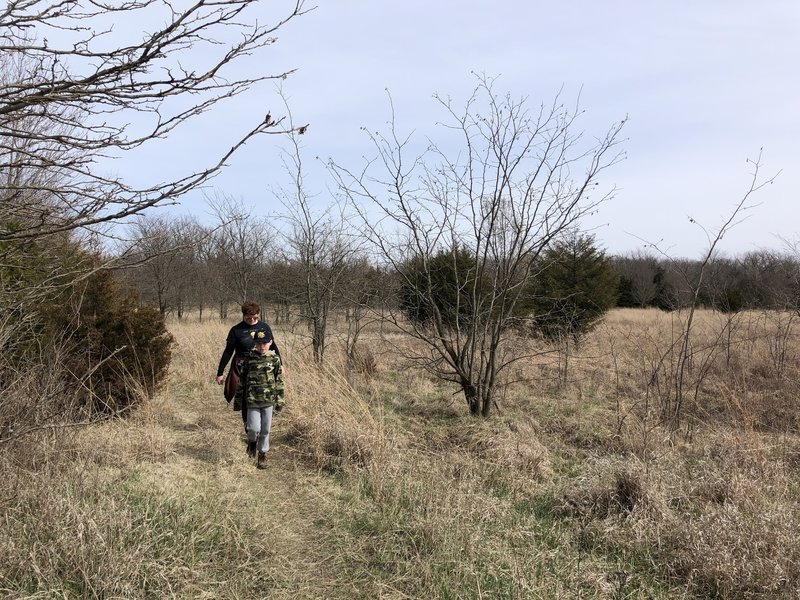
left=131, top=380, right=355, bottom=599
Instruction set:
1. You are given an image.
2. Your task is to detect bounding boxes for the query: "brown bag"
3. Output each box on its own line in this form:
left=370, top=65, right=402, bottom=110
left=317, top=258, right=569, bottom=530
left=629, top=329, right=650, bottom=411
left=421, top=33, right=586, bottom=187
left=223, top=354, right=245, bottom=403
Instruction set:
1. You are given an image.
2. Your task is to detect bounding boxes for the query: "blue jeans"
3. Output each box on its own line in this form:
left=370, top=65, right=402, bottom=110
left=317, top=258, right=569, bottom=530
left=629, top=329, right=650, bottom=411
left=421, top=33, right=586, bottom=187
left=246, top=406, right=273, bottom=453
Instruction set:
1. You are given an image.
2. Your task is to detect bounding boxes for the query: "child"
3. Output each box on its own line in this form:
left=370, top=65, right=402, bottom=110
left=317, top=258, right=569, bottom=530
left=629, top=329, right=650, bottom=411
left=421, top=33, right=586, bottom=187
left=241, top=331, right=285, bottom=469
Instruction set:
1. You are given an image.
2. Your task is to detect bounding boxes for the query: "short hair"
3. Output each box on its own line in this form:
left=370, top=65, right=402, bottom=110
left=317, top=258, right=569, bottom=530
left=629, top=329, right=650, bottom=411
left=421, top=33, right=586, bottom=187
left=241, top=299, right=260, bottom=317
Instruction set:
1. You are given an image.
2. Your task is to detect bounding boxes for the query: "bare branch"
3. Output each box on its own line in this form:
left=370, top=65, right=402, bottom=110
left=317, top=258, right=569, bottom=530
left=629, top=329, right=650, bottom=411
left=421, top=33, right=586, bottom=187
left=1, top=0, right=310, bottom=241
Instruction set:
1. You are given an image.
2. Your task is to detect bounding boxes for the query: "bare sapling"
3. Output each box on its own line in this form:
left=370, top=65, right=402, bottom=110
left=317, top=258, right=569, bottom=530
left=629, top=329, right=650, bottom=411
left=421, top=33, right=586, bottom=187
left=273, top=92, right=360, bottom=364
left=642, top=152, right=778, bottom=436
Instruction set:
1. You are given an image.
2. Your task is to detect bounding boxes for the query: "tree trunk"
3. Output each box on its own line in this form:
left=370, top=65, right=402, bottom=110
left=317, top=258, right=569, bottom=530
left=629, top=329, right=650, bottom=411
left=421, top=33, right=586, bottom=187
left=481, top=392, right=492, bottom=417
left=462, top=380, right=480, bottom=416
left=312, top=321, right=325, bottom=364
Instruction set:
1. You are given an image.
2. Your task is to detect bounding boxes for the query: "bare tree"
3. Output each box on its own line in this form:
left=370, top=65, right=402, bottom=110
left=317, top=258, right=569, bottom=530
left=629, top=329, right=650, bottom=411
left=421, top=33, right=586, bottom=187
left=339, top=260, right=388, bottom=375
left=332, top=77, right=626, bottom=416
left=0, top=49, right=96, bottom=312
left=123, top=214, right=202, bottom=317
left=275, top=108, right=361, bottom=363
left=612, top=250, right=661, bottom=307
left=191, top=225, right=224, bottom=321
left=768, top=241, right=800, bottom=317
left=208, top=192, right=273, bottom=308
left=1, top=0, right=307, bottom=243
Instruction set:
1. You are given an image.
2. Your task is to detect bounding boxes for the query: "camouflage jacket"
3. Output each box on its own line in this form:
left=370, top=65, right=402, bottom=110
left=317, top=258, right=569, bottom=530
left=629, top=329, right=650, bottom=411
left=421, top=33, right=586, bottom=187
left=241, top=350, right=285, bottom=409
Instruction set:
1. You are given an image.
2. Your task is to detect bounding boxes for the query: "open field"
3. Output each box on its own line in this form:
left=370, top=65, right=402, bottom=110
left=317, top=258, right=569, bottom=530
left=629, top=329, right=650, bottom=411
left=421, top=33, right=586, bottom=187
left=1, top=308, right=799, bottom=598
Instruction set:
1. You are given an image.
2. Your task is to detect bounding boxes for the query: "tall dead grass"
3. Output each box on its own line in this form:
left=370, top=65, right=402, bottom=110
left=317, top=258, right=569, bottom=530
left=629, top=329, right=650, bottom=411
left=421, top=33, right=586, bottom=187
left=562, top=308, right=800, bottom=436
left=317, top=307, right=800, bottom=597
left=2, top=308, right=798, bottom=598
left=506, top=308, right=800, bottom=597
left=282, top=344, right=391, bottom=474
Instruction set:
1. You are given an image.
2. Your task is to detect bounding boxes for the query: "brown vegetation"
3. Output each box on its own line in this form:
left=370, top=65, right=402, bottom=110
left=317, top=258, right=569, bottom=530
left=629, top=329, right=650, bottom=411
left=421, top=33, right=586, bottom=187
left=0, top=307, right=798, bottom=598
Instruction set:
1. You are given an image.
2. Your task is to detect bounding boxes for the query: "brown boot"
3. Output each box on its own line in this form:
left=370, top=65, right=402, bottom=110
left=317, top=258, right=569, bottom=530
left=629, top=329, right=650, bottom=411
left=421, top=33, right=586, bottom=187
left=257, top=451, right=267, bottom=469
left=247, top=441, right=256, bottom=458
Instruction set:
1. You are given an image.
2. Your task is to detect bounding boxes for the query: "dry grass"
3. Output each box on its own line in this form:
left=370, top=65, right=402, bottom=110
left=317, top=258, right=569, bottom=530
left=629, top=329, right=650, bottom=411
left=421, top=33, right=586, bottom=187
left=1, top=307, right=798, bottom=598
left=281, top=345, right=391, bottom=474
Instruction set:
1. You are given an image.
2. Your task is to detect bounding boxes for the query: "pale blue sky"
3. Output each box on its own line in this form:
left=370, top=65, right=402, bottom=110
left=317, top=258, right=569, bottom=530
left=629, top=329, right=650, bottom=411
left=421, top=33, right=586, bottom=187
left=133, top=1, right=799, bottom=258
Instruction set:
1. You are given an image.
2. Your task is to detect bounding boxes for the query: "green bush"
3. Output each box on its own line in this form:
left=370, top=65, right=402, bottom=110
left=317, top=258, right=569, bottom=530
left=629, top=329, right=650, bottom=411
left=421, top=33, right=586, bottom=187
left=1, top=219, right=172, bottom=422
left=524, top=234, right=619, bottom=344
left=399, top=246, right=483, bottom=327
left=44, top=267, right=174, bottom=414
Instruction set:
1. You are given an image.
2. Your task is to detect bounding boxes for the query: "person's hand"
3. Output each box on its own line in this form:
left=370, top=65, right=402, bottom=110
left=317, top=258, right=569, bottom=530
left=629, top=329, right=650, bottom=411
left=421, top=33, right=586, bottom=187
left=279, top=365, right=285, bottom=375
left=216, top=375, right=225, bottom=385
left=274, top=404, right=283, bottom=413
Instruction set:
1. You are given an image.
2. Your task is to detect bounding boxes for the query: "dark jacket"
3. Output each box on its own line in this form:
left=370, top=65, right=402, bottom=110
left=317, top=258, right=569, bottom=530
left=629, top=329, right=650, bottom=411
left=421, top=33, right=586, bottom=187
left=217, top=320, right=281, bottom=378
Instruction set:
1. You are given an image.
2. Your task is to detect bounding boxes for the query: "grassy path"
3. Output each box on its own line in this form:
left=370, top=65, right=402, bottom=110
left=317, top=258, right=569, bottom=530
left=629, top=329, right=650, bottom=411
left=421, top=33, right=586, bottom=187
left=142, top=397, right=358, bottom=599
left=125, top=324, right=361, bottom=599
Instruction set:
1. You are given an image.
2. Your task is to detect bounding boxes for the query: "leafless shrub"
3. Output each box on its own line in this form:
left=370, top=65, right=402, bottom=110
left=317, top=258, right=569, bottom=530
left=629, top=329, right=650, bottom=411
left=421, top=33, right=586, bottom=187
left=273, top=95, right=363, bottom=365
left=632, top=154, right=778, bottom=438
left=559, top=465, right=657, bottom=521
left=348, top=345, right=378, bottom=377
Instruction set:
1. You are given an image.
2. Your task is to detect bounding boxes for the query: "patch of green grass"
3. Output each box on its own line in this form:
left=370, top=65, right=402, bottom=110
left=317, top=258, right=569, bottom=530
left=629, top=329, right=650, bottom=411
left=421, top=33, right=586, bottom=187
left=513, top=493, right=558, bottom=520
left=549, top=451, right=586, bottom=478
left=430, top=557, right=524, bottom=599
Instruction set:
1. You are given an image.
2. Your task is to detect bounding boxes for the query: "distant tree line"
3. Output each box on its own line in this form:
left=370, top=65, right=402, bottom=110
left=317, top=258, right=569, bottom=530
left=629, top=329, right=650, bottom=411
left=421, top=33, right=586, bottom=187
left=612, top=249, right=800, bottom=313
left=119, top=212, right=800, bottom=326
left=116, top=204, right=388, bottom=326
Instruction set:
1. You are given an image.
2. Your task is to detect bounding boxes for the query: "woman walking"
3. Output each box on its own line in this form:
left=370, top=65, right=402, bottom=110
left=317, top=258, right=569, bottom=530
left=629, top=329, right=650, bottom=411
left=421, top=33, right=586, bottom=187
left=216, top=300, right=282, bottom=426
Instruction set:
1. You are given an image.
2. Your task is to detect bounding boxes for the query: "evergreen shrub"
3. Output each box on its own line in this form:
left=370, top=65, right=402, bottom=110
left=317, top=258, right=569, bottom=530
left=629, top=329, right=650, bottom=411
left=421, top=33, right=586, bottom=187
left=44, top=267, right=174, bottom=414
